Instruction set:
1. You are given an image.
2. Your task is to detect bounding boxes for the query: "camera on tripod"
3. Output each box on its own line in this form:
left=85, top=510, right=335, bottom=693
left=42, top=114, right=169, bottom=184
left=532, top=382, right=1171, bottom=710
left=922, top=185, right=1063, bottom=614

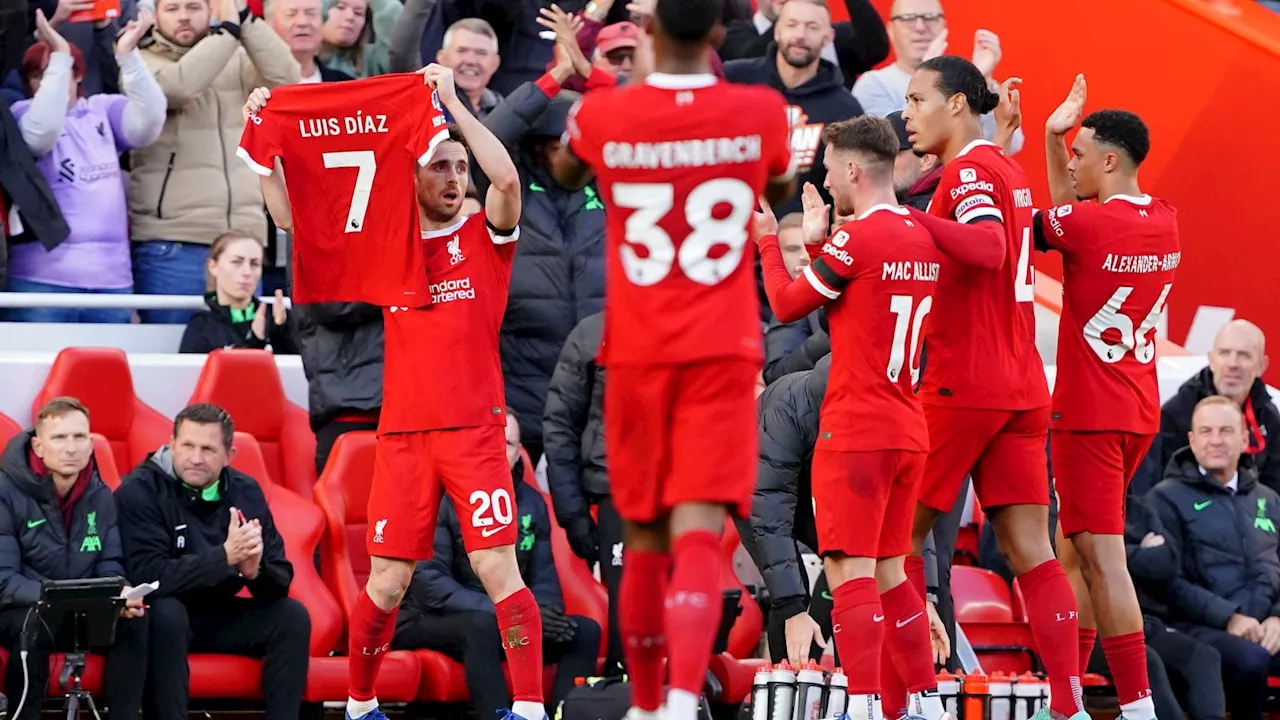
left=18, top=576, right=129, bottom=720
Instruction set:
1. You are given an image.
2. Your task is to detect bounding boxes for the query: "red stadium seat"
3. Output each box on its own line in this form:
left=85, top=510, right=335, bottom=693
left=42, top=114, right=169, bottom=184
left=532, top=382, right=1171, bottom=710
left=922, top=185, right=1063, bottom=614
left=707, top=654, right=767, bottom=704
left=0, top=412, right=20, bottom=448
left=720, top=522, right=764, bottom=659
left=91, top=433, right=120, bottom=490
left=31, top=347, right=171, bottom=472
left=951, top=566, right=1014, bottom=623
left=311, top=431, right=422, bottom=700
left=188, top=350, right=317, bottom=499
left=1012, top=578, right=1027, bottom=622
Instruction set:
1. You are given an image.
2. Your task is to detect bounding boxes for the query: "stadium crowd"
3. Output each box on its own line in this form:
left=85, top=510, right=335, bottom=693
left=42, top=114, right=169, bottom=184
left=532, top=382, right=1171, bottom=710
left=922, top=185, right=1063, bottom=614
left=0, top=0, right=1277, bottom=718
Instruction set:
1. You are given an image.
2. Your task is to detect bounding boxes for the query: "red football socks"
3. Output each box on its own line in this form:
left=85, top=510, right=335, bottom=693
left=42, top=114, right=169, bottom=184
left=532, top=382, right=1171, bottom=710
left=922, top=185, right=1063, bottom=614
left=665, top=530, right=724, bottom=696
left=905, top=555, right=927, bottom=603
left=881, top=580, right=938, bottom=694
left=831, top=578, right=883, bottom=695
left=495, top=588, right=545, bottom=702
left=1017, top=560, right=1082, bottom=717
left=1078, top=627, right=1097, bottom=675
left=620, top=549, right=671, bottom=712
left=347, top=589, right=399, bottom=701
left=1100, top=632, right=1150, bottom=705
left=881, top=638, right=908, bottom=717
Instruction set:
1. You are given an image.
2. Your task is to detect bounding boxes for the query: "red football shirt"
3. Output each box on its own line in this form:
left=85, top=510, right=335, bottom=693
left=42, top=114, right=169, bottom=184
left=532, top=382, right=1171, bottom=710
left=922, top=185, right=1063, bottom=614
left=923, top=140, right=1049, bottom=410
left=1035, top=195, right=1180, bottom=433
left=236, top=73, right=450, bottom=306
left=379, top=211, right=518, bottom=434
left=565, top=73, right=794, bottom=366
left=760, top=206, right=940, bottom=452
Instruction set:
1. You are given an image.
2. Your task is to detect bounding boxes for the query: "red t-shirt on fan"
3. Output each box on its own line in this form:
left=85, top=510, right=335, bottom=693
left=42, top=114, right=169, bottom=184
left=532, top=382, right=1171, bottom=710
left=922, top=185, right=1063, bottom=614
left=236, top=73, right=450, bottom=306
left=1037, top=195, right=1180, bottom=433
left=811, top=207, right=940, bottom=452
left=923, top=140, right=1049, bottom=411
left=379, top=211, right=518, bottom=434
left=565, top=73, right=795, bottom=366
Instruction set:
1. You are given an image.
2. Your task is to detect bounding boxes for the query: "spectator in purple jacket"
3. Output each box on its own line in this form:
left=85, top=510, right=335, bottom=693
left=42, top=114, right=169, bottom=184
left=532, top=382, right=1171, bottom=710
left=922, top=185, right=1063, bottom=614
left=5, top=10, right=164, bottom=323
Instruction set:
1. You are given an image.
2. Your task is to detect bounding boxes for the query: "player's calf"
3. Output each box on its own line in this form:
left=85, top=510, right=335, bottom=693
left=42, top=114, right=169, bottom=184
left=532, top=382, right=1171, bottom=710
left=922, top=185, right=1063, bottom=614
left=875, top=557, right=948, bottom=720
left=825, top=554, right=886, bottom=720
left=347, top=556, right=416, bottom=720
left=665, top=503, right=728, bottom=720
left=469, top=544, right=548, bottom=720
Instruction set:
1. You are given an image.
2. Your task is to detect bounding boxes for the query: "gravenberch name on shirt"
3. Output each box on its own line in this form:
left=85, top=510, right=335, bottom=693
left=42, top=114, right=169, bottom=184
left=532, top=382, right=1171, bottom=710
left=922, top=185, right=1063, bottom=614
left=298, top=112, right=390, bottom=138
left=1102, top=251, right=1181, bottom=274
left=602, top=136, right=763, bottom=169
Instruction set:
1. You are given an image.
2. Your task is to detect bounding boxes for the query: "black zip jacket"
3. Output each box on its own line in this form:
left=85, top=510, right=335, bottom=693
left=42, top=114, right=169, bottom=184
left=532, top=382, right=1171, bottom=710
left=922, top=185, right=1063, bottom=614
left=400, top=462, right=561, bottom=620
left=1134, top=366, right=1280, bottom=496
left=0, top=431, right=125, bottom=606
left=543, top=312, right=607, bottom=531
left=723, top=47, right=863, bottom=218
left=1124, top=492, right=1179, bottom=619
left=763, top=310, right=829, bottom=385
left=115, top=447, right=292, bottom=612
left=1148, top=446, right=1280, bottom=629
left=179, top=294, right=299, bottom=355
left=292, top=301, right=384, bottom=430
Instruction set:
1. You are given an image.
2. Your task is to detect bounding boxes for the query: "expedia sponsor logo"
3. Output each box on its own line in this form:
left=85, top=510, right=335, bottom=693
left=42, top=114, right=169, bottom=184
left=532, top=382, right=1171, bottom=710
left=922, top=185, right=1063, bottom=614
left=823, top=243, right=854, bottom=266
left=950, top=180, right=995, bottom=200
left=1047, top=206, right=1067, bottom=237
left=430, top=277, right=476, bottom=303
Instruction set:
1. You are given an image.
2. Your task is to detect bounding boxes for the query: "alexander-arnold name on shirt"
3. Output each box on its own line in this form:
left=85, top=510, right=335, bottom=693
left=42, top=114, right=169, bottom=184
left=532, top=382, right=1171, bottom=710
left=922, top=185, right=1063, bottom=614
left=1102, top=251, right=1181, bottom=274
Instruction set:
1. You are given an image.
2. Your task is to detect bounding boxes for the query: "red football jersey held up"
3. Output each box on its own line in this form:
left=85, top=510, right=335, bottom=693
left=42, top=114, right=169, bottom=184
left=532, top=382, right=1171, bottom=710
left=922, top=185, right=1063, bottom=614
left=924, top=140, right=1049, bottom=411
left=237, top=73, right=450, bottom=306
left=1037, top=195, right=1180, bottom=433
left=811, top=206, right=940, bottom=452
left=379, top=211, right=519, bottom=434
left=565, top=73, right=794, bottom=366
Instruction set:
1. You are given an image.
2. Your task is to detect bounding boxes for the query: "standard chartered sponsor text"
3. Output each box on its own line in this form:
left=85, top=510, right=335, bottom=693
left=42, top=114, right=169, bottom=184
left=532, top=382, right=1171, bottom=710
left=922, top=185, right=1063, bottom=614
left=602, top=136, right=763, bottom=170
left=431, top=277, right=476, bottom=303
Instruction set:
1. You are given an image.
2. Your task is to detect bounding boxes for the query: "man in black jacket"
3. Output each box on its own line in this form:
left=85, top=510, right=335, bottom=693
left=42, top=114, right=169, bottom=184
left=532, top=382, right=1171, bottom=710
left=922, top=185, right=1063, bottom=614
left=394, top=409, right=601, bottom=717
left=292, top=301, right=384, bottom=474
left=723, top=0, right=863, bottom=218
left=542, top=311, right=624, bottom=673
left=0, top=398, right=146, bottom=720
left=887, top=111, right=942, bottom=211
left=1134, top=320, right=1277, bottom=496
left=116, top=403, right=310, bottom=720
left=481, top=44, right=607, bottom=461
left=1149, top=396, right=1280, bottom=720
left=761, top=215, right=829, bottom=385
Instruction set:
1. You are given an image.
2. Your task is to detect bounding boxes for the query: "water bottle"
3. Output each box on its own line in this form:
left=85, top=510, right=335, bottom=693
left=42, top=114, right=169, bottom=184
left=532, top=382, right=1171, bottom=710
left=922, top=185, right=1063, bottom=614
left=824, top=668, right=848, bottom=718
left=793, top=661, right=826, bottom=720
left=988, top=673, right=1012, bottom=720
left=1012, top=673, right=1040, bottom=720
left=769, top=661, right=798, bottom=720
left=751, top=664, right=773, bottom=720
left=961, top=672, right=990, bottom=720
left=936, top=670, right=961, bottom=719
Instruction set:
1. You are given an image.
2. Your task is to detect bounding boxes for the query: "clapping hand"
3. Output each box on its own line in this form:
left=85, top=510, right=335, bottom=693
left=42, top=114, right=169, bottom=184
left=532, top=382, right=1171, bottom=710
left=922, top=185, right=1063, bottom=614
left=34, top=9, right=72, bottom=54
left=922, top=27, right=947, bottom=62
left=115, top=10, right=153, bottom=54
left=800, top=183, right=830, bottom=245
left=537, top=4, right=589, bottom=78
left=223, top=507, right=264, bottom=571
left=1046, top=74, right=1087, bottom=136
left=971, top=29, right=1002, bottom=78
left=753, top=197, right=779, bottom=240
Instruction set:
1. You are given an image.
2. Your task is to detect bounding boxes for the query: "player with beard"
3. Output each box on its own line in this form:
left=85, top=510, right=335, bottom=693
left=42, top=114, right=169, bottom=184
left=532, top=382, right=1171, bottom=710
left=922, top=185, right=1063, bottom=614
left=1034, top=75, right=1179, bottom=720
left=550, top=1, right=795, bottom=719
left=723, top=0, right=862, bottom=216
left=900, top=56, right=1086, bottom=720
left=242, top=65, right=546, bottom=720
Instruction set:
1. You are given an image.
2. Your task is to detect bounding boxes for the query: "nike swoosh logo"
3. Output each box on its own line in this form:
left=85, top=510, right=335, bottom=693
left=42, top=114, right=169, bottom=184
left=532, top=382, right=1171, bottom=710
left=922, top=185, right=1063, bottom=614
left=1194, top=501, right=1212, bottom=511
left=26, top=519, right=46, bottom=529
left=820, top=591, right=833, bottom=600
left=481, top=524, right=510, bottom=538
left=872, top=614, right=884, bottom=623
left=896, top=611, right=923, bottom=628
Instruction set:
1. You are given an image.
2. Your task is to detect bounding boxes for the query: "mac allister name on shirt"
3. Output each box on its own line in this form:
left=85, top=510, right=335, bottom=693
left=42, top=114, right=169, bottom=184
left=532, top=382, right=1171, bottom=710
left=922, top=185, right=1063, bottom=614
left=883, top=261, right=940, bottom=282
left=298, top=111, right=390, bottom=138
left=601, top=136, right=763, bottom=169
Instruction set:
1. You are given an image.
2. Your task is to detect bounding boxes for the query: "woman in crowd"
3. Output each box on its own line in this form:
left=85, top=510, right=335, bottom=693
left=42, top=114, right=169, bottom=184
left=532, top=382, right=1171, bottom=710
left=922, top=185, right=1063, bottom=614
left=5, top=9, right=164, bottom=323
left=319, top=0, right=401, bottom=77
left=179, top=230, right=297, bottom=354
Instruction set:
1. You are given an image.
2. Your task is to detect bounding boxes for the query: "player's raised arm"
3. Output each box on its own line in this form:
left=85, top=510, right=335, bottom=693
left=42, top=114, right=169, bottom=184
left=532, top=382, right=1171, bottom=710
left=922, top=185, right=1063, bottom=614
left=422, top=64, right=522, bottom=231
left=905, top=205, right=1004, bottom=270
left=238, top=87, right=294, bottom=232
left=755, top=193, right=840, bottom=324
left=1045, top=74, right=1087, bottom=207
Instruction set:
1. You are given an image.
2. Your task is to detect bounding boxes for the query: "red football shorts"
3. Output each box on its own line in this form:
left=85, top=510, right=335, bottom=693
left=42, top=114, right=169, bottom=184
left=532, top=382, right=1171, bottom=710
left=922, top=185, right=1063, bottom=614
left=367, top=424, right=516, bottom=560
left=812, top=449, right=926, bottom=559
left=918, top=405, right=1051, bottom=513
left=1053, top=430, right=1154, bottom=537
left=605, top=359, right=759, bottom=523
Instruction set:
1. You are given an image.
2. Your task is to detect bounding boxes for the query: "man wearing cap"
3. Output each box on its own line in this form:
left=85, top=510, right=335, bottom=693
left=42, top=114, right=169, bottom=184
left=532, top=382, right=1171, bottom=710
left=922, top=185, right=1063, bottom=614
left=886, top=110, right=942, bottom=210
left=592, top=21, right=638, bottom=84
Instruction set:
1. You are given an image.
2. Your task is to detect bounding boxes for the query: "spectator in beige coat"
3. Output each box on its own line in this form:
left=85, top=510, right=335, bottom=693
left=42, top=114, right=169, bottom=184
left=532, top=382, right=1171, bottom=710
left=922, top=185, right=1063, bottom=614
left=128, top=0, right=299, bottom=324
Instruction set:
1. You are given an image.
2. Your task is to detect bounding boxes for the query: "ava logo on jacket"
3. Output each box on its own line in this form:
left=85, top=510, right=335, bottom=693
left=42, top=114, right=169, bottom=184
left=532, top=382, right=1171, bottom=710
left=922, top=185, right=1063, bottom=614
left=786, top=105, right=824, bottom=174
